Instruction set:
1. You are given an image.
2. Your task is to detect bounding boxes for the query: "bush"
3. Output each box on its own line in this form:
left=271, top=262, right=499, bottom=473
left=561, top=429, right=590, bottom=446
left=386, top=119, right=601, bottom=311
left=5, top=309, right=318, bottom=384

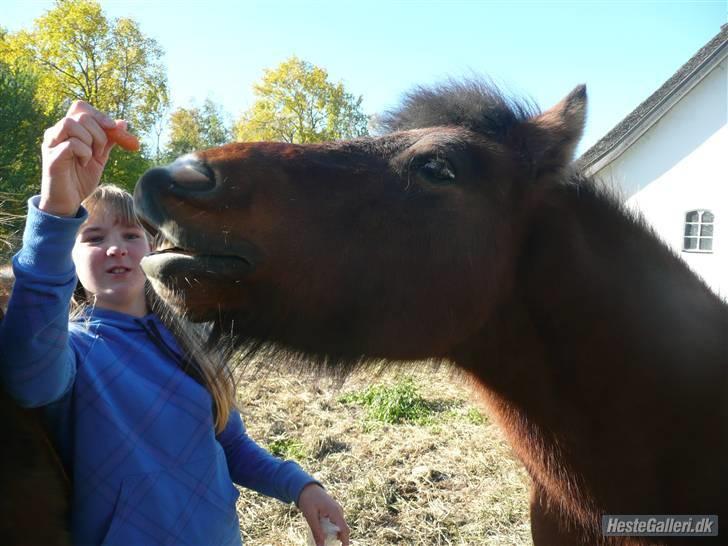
left=339, top=379, right=434, bottom=424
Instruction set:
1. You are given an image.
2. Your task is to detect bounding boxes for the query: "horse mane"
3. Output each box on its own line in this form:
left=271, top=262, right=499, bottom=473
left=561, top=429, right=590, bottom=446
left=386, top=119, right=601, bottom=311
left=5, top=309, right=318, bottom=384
left=380, top=78, right=539, bottom=139
left=205, top=321, right=427, bottom=385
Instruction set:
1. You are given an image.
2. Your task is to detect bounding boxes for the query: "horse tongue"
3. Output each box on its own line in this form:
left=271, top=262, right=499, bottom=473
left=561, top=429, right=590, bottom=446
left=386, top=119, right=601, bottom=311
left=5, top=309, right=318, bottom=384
left=149, top=247, right=193, bottom=256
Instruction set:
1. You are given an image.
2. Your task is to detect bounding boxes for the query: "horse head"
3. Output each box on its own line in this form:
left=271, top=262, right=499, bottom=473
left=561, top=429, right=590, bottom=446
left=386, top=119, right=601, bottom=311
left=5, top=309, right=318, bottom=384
left=135, top=81, right=585, bottom=363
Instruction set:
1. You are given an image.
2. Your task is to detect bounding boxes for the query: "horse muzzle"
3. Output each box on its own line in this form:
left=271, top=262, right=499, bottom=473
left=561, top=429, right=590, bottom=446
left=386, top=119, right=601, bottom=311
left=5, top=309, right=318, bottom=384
left=134, top=159, right=261, bottom=293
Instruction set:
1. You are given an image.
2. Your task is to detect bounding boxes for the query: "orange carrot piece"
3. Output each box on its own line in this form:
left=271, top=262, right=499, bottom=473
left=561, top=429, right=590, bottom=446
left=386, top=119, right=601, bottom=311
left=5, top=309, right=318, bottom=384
left=104, top=126, right=140, bottom=152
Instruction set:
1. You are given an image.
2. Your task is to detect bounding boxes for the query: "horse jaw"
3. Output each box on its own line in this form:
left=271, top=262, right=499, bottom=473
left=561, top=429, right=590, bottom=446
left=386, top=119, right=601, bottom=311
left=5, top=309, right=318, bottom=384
left=139, top=250, right=249, bottom=317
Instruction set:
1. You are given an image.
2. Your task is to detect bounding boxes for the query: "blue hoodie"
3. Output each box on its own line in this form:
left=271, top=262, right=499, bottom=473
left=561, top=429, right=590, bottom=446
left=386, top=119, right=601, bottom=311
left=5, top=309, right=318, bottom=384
left=0, top=197, right=316, bottom=546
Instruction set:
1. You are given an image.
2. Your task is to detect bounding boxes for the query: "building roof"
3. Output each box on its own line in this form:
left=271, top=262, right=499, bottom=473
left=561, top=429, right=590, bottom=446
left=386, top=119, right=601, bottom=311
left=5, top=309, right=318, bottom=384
left=578, top=24, right=728, bottom=173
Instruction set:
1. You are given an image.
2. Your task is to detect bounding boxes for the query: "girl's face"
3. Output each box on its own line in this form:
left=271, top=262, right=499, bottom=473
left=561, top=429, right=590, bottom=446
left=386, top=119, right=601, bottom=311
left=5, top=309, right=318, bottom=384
left=72, top=211, right=151, bottom=317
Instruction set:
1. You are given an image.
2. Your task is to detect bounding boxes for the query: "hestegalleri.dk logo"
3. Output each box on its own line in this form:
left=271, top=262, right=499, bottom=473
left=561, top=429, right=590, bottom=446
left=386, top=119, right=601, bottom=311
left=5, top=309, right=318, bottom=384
left=602, top=515, right=718, bottom=537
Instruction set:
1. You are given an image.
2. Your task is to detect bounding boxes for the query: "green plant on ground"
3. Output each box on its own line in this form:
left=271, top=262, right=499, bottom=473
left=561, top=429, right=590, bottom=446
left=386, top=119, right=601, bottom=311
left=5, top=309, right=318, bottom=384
left=339, top=379, right=434, bottom=425
left=466, top=407, right=487, bottom=425
left=267, top=437, right=307, bottom=461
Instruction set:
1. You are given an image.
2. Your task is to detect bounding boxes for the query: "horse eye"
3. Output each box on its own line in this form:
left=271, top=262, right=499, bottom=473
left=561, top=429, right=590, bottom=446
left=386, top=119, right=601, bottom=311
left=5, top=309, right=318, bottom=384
left=418, top=158, right=456, bottom=184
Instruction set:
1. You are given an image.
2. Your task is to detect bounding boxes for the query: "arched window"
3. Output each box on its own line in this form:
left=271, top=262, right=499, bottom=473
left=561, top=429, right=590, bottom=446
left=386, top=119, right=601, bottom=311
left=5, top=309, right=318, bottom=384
left=683, top=210, right=714, bottom=252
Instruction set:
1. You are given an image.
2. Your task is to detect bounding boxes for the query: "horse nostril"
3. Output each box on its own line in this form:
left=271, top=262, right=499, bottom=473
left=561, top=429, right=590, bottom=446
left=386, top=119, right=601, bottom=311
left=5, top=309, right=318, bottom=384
left=168, top=156, right=216, bottom=191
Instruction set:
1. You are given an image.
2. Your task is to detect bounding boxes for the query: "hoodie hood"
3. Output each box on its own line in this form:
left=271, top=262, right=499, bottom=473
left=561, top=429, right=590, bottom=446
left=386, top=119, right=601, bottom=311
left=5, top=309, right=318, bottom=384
left=73, top=305, right=161, bottom=332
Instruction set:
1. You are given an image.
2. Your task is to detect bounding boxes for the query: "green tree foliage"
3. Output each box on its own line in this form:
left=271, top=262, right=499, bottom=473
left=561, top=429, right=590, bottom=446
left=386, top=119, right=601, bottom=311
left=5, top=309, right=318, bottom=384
left=0, top=61, right=53, bottom=253
left=165, top=98, right=231, bottom=160
left=234, top=57, right=369, bottom=144
left=0, top=0, right=170, bottom=192
left=201, top=99, right=232, bottom=148
left=0, top=62, right=48, bottom=193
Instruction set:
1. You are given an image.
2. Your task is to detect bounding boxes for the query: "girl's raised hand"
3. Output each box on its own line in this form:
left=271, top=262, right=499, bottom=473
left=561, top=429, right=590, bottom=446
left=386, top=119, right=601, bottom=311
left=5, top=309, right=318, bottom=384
left=40, top=101, right=124, bottom=216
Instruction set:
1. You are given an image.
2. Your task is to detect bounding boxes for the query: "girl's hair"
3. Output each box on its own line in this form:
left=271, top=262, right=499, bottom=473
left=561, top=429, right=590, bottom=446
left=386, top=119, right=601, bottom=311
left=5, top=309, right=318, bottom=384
left=71, top=184, right=237, bottom=433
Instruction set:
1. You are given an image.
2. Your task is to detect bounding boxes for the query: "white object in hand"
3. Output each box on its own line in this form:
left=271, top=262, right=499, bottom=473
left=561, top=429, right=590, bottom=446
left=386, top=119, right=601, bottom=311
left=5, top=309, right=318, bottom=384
left=307, top=516, right=341, bottom=546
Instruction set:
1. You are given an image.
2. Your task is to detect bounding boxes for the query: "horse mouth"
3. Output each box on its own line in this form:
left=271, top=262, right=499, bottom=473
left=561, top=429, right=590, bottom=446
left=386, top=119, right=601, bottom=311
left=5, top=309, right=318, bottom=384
left=134, top=189, right=260, bottom=289
left=141, top=241, right=255, bottom=284
left=148, top=246, right=193, bottom=257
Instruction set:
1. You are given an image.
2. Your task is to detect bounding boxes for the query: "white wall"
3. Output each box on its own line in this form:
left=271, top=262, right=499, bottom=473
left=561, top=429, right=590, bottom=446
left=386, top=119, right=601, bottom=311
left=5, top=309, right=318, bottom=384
left=596, top=57, right=728, bottom=297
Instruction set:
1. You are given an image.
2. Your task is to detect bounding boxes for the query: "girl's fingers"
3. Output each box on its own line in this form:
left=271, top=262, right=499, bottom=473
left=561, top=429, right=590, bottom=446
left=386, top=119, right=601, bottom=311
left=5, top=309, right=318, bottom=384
left=101, top=137, right=116, bottom=162
left=44, top=112, right=111, bottom=163
left=303, top=510, right=325, bottom=546
left=67, top=100, right=116, bottom=130
left=51, top=137, right=93, bottom=168
left=76, top=111, right=109, bottom=160
left=334, top=515, right=350, bottom=545
left=44, top=101, right=117, bottom=159
left=44, top=117, right=93, bottom=151
left=304, top=509, right=350, bottom=546
left=324, top=509, right=349, bottom=545
left=45, top=114, right=109, bottom=161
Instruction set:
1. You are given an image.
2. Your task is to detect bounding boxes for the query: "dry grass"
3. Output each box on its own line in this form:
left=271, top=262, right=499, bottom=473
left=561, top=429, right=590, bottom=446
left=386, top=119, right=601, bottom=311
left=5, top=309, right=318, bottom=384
left=233, top=364, right=532, bottom=546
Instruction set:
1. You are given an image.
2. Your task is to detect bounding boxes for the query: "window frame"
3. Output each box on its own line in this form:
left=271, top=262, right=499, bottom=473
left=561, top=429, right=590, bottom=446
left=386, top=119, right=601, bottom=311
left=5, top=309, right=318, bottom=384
left=682, top=209, right=714, bottom=254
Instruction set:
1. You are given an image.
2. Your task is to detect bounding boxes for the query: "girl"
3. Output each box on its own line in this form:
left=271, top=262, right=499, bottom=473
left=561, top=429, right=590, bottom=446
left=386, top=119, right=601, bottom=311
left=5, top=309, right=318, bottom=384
left=0, top=101, right=349, bottom=546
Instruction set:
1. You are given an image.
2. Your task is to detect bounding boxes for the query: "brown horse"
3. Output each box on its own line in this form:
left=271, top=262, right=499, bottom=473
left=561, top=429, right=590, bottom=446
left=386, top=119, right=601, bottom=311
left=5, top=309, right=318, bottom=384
left=134, top=80, right=728, bottom=545
left=0, top=268, right=71, bottom=545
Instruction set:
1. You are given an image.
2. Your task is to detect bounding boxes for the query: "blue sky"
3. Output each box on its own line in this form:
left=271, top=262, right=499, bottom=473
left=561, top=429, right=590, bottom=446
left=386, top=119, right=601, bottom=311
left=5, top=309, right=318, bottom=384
left=5, top=0, right=727, bottom=154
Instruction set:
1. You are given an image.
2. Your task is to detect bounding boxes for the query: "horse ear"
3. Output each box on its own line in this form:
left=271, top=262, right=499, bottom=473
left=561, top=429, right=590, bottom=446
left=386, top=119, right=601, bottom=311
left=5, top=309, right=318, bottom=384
left=512, top=85, right=586, bottom=175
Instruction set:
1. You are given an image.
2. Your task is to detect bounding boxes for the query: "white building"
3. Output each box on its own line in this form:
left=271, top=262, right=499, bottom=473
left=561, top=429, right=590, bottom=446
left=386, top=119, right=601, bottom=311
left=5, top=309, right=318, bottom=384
left=579, top=24, right=728, bottom=297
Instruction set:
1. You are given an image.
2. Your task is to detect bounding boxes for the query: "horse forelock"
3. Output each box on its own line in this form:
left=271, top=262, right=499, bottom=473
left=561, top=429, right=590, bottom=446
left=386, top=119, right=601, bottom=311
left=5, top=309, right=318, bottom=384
left=380, top=78, right=539, bottom=139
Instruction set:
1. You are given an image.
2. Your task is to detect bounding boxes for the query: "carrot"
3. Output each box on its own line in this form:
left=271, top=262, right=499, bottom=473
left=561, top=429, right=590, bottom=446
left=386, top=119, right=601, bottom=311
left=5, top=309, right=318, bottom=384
left=104, top=125, right=140, bottom=152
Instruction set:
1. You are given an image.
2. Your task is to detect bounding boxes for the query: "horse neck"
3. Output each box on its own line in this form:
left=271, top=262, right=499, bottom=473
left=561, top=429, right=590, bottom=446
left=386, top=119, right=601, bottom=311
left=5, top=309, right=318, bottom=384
left=453, top=175, right=728, bottom=513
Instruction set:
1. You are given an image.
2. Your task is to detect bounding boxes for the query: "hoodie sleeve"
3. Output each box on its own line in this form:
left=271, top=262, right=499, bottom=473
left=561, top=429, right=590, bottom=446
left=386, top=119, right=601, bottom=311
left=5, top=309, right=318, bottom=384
left=216, top=409, right=319, bottom=504
left=0, top=196, right=86, bottom=407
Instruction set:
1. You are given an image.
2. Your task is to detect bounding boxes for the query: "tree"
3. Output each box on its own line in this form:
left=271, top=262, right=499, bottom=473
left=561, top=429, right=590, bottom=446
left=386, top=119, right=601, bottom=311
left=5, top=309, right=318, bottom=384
left=234, top=57, right=369, bottom=144
left=165, top=99, right=231, bottom=160
left=144, top=88, right=171, bottom=163
left=0, top=62, right=48, bottom=193
left=201, top=99, right=232, bottom=148
left=0, top=0, right=170, bottom=190
left=0, top=62, right=51, bottom=255
left=1, top=0, right=169, bottom=129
